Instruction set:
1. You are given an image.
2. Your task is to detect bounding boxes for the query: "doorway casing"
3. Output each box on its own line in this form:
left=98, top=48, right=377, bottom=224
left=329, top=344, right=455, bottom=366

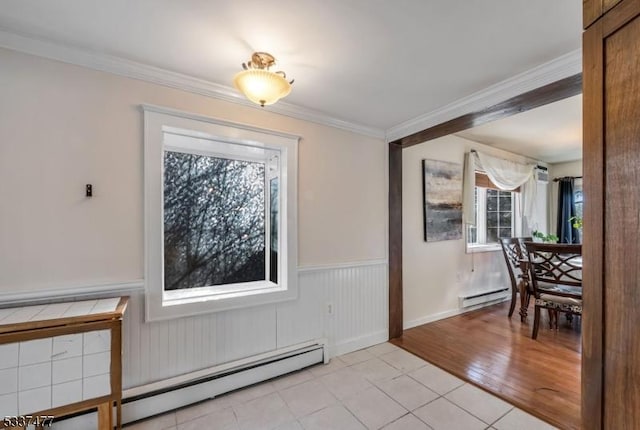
left=386, top=73, right=582, bottom=338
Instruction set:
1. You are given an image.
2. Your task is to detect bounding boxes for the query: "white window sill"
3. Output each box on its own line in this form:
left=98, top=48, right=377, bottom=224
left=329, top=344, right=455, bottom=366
left=466, top=243, right=502, bottom=254
left=147, top=282, right=296, bottom=321
left=163, top=281, right=282, bottom=307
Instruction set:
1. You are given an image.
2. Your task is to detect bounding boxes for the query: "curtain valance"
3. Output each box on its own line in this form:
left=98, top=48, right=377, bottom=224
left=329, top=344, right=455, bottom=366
left=463, top=151, right=538, bottom=227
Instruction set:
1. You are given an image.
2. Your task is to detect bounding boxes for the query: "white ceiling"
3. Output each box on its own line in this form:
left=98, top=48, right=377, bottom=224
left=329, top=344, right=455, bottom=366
left=457, top=94, right=583, bottom=164
left=0, top=0, right=582, bottom=130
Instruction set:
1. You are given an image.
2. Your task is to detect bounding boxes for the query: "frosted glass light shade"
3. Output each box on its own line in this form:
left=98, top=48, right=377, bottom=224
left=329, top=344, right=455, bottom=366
left=234, top=69, right=292, bottom=107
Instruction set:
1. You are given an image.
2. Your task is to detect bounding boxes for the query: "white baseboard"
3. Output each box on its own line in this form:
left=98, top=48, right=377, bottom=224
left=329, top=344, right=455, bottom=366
left=123, top=347, right=323, bottom=424
left=51, top=332, right=388, bottom=429
left=403, top=297, right=509, bottom=330
left=51, top=342, right=324, bottom=428
left=459, top=288, right=509, bottom=308
left=330, top=330, right=389, bottom=357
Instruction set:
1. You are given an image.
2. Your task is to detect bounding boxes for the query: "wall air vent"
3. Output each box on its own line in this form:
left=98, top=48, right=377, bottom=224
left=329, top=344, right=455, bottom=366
left=535, top=165, right=549, bottom=184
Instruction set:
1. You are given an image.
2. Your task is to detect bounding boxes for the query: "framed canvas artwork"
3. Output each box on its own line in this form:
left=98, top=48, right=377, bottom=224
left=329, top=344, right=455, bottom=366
left=422, top=159, right=463, bottom=242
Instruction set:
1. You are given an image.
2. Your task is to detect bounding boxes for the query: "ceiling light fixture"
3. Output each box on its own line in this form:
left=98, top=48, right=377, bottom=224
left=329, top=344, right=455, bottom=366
left=234, top=52, right=294, bottom=107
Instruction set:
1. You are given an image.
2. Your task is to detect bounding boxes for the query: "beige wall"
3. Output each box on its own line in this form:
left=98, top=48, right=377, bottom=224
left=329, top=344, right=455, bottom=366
left=0, top=48, right=386, bottom=294
left=402, top=134, right=547, bottom=326
left=549, top=159, right=583, bottom=236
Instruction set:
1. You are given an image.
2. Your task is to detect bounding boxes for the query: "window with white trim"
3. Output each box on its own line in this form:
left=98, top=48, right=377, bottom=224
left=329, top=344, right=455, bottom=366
left=467, top=173, right=521, bottom=250
left=144, top=106, right=298, bottom=321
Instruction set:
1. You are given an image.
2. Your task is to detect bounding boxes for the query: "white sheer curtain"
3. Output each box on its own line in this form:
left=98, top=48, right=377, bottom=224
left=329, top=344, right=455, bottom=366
left=463, top=152, right=477, bottom=225
left=463, top=150, right=538, bottom=227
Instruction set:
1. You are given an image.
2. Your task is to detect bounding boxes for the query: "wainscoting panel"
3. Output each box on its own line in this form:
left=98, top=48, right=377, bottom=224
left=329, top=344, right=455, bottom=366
left=120, top=260, right=388, bottom=390
left=275, top=278, right=325, bottom=349
left=215, top=304, right=278, bottom=364
left=0, top=261, right=387, bottom=391
left=322, top=262, right=389, bottom=355
left=123, top=294, right=219, bottom=388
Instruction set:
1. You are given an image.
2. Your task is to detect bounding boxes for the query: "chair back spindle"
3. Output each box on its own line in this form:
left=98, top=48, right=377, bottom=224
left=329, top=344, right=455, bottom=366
left=523, top=242, right=583, bottom=339
left=525, top=242, right=582, bottom=297
left=500, top=237, right=530, bottom=319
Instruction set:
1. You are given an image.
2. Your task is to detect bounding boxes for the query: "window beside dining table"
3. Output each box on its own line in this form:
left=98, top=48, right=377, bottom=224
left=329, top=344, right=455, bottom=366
left=573, top=180, right=583, bottom=240
left=467, top=172, right=521, bottom=250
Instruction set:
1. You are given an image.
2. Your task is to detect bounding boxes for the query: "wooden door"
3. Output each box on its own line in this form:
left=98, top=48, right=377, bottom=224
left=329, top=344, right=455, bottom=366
left=583, top=0, right=640, bottom=428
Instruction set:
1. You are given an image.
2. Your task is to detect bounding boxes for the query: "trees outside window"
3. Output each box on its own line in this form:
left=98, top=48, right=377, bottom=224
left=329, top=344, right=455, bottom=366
left=144, top=106, right=297, bottom=321
left=163, top=152, right=268, bottom=291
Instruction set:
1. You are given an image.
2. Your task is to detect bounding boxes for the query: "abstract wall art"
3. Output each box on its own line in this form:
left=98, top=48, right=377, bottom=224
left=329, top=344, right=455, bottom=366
left=422, top=159, right=463, bottom=242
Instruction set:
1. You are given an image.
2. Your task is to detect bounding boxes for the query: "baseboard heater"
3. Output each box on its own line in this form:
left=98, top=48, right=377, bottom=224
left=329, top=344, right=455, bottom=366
left=52, top=341, right=326, bottom=429
left=459, top=287, right=509, bottom=308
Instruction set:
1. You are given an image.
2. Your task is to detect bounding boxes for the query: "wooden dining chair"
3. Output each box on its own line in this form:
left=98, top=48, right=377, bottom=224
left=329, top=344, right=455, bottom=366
left=524, top=242, right=582, bottom=340
left=499, top=237, right=528, bottom=319
left=516, top=237, right=532, bottom=257
left=516, top=237, right=533, bottom=319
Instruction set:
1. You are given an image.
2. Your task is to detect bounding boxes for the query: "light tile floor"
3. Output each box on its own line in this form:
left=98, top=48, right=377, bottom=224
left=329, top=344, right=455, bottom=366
left=125, top=342, right=559, bottom=430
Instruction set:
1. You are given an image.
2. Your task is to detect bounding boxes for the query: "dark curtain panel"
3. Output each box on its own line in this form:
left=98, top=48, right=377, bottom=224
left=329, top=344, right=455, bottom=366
left=556, top=177, right=579, bottom=243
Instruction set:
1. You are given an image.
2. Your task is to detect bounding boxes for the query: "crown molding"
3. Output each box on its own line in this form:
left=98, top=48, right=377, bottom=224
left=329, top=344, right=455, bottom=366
left=0, top=28, right=385, bottom=139
left=385, top=49, right=582, bottom=143
left=0, top=26, right=580, bottom=143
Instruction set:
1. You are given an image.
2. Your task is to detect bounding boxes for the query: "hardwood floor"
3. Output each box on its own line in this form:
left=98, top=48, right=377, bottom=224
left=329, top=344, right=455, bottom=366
left=391, top=302, right=581, bottom=430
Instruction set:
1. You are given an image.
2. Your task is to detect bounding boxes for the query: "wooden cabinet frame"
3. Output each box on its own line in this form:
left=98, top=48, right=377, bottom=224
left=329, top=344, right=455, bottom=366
left=0, top=297, right=128, bottom=430
left=582, top=0, right=640, bottom=428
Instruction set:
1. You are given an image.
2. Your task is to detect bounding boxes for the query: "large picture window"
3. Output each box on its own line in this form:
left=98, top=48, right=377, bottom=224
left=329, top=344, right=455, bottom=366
left=144, top=106, right=298, bottom=321
left=163, top=150, right=274, bottom=291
